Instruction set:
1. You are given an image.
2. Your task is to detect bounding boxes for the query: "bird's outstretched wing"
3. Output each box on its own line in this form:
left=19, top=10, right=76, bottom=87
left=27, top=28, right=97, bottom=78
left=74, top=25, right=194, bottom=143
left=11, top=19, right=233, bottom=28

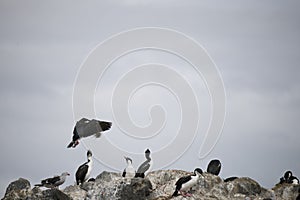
left=67, top=127, right=80, bottom=148
left=67, top=118, right=112, bottom=148
left=99, top=121, right=112, bottom=132
left=77, top=119, right=112, bottom=138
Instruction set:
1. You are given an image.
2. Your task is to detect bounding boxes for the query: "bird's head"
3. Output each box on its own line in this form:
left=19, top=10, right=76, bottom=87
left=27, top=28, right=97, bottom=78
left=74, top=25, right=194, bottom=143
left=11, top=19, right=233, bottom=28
left=284, top=171, right=292, bottom=179
left=62, top=172, right=70, bottom=177
left=87, top=150, right=93, bottom=158
left=194, top=168, right=203, bottom=176
left=124, top=156, right=133, bottom=164
left=145, top=149, right=151, bottom=159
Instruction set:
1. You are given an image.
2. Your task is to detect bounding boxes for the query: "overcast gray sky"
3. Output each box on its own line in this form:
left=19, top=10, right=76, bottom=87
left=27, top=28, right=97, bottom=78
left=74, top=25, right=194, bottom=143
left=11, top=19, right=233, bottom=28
left=1, top=0, right=300, bottom=197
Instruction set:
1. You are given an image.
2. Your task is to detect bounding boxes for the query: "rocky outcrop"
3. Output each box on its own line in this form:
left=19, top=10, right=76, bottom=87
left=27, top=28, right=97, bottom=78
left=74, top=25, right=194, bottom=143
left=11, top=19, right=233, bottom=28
left=2, top=170, right=300, bottom=200
left=3, top=178, right=71, bottom=200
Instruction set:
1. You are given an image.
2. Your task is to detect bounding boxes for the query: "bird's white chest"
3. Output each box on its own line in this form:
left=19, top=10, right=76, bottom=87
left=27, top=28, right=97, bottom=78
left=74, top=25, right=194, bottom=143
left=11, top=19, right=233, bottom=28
left=145, top=160, right=153, bottom=175
left=55, top=176, right=65, bottom=186
left=85, top=160, right=93, bottom=181
left=292, top=178, right=299, bottom=184
left=125, top=164, right=135, bottom=178
left=181, top=175, right=199, bottom=191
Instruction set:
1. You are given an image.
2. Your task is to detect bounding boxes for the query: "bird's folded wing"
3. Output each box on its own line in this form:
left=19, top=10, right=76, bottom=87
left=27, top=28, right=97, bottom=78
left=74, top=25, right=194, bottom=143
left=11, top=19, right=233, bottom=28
left=76, top=164, right=88, bottom=180
left=175, top=176, right=192, bottom=185
left=136, top=161, right=150, bottom=174
left=42, top=176, right=60, bottom=185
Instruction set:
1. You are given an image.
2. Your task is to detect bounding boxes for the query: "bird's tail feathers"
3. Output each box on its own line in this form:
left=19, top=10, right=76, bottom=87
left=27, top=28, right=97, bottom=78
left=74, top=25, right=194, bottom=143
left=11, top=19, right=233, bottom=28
left=172, top=190, right=179, bottom=197
left=134, top=173, right=145, bottom=178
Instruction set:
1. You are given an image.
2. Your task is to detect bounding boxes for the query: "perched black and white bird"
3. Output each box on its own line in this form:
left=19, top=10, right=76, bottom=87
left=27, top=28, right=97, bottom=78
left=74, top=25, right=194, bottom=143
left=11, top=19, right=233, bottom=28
left=135, top=149, right=153, bottom=178
left=35, top=172, right=70, bottom=188
left=67, top=118, right=112, bottom=148
left=172, top=168, right=203, bottom=197
left=279, top=171, right=299, bottom=184
left=122, top=156, right=136, bottom=178
left=207, top=159, right=221, bottom=176
left=75, top=150, right=93, bottom=185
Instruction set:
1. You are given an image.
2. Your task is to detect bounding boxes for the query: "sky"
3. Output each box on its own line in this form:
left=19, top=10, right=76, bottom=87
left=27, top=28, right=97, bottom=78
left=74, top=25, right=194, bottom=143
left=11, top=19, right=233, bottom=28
left=1, top=0, right=300, bottom=197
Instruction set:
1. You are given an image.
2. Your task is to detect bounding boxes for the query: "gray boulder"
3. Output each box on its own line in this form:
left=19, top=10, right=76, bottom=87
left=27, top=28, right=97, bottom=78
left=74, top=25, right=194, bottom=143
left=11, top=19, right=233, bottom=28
left=3, top=178, right=70, bottom=200
left=272, top=183, right=300, bottom=200
left=2, top=170, right=300, bottom=200
left=3, top=178, right=31, bottom=200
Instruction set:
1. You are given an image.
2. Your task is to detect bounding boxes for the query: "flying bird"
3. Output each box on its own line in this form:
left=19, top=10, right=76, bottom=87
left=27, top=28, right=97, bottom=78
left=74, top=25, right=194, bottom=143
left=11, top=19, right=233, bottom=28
left=135, top=149, right=153, bottom=178
left=35, top=172, right=70, bottom=189
left=122, top=156, right=136, bottom=178
left=67, top=118, right=112, bottom=148
left=76, top=150, right=93, bottom=185
left=172, top=168, right=203, bottom=197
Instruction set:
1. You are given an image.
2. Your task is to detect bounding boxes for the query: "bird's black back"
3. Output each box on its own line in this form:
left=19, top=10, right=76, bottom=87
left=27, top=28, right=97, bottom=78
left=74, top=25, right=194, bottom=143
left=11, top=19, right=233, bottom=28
left=136, top=161, right=150, bottom=174
left=172, top=175, right=192, bottom=196
left=207, top=159, right=221, bottom=175
left=76, top=162, right=88, bottom=185
left=42, top=176, right=60, bottom=185
left=175, top=175, right=192, bottom=189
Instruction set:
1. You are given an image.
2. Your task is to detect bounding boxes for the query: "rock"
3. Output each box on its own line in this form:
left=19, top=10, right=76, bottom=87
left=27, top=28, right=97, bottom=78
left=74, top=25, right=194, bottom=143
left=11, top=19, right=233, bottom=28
left=2, top=170, right=300, bottom=200
left=95, top=171, right=120, bottom=182
left=40, top=188, right=71, bottom=200
left=3, top=178, right=31, bottom=200
left=225, top=177, right=262, bottom=196
left=147, top=169, right=191, bottom=199
left=63, top=185, right=86, bottom=200
left=2, top=178, right=71, bottom=200
left=117, top=178, right=152, bottom=200
left=4, top=178, right=30, bottom=195
left=272, top=183, right=300, bottom=200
